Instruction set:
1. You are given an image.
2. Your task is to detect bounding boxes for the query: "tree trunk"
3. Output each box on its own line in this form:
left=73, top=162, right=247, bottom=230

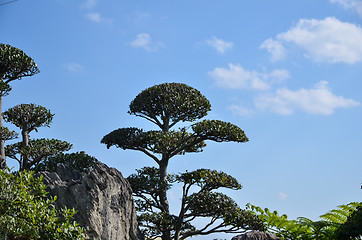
left=21, top=129, right=30, bottom=170
left=0, top=94, right=6, bottom=169
left=159, top=158, right=172, bottom=240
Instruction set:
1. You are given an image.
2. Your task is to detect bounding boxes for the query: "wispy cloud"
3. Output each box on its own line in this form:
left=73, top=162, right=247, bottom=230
left=260, top=38, right=287, bottom=62
left=86, top=12, right=113, bottom=24
left=129, top=33, right=163, bottom=51
left=63, top=63, right=84, bottom=73
left=206, top=36, right=233, bottom=54
left=254, top=81, right=359, bottom=115
left=228, top=104, right=255, bottom=117
left=261, top=17, right=362, bottom=64
left=82, top=0, right=97, bottom=9
left=330, top=0, right=362, bottom=17
left=208, top=63, right=289, bottom=90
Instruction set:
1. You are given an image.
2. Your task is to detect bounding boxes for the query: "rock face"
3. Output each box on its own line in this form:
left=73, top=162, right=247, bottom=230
left=40, top=162, right=144, bottom=240
left=232, top=231, right=280, bottom=240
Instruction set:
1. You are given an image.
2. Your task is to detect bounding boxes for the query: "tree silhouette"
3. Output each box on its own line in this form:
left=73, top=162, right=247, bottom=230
left=102, top=83, right=263, bottom=240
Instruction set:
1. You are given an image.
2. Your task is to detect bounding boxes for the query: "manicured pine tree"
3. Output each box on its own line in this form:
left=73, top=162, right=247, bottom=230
left=0, top=44, right=39, bottom=168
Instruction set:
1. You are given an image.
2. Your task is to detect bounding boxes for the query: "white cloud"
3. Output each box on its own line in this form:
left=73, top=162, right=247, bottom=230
left=330, top=0, right=362, bottom=17
left=63, top=63, right=84, bottom=73
left=208, top=63, right=289, bottom=90
left=206, top=36, right=233, bottom=54
left=129, top=33, right=162, bottom=51
left=260, top=38, right=287, bottom=62
left=261, top=17, right=362, bottom=64
left=86, top=12, right=113, bottom=24
left=278, top=192, right=288, bottom=201
left=255, top=81, right=359, bottom=115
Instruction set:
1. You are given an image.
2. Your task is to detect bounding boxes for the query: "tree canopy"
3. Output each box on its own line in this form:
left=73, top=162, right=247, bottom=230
left=0, top=44, right=39, bottom=169
left=102, top=83, right=261, bottom=240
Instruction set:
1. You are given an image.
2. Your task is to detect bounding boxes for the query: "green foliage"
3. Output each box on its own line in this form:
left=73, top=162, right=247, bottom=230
left=0, top=168, right=84, bottom=239
left=34, top=151, right=97, bottom=173
left=176, top=168, right=241, bottom=191
left=247, top=202, right=362, bottom=240
left=6, top=138, right=72, bottom=170
left=192, top=120, right=249, bottom=143
left=102, top=128, right=206, bottom=156
left=3, top=104, right=54, bottom=132
left=0, top=126, right=18, bottom=141
left=128, top=167, right=264, bottom=239
left=0, top=43, right=39, bottom=85
left=103, top=83, right=254, bottom=240
left=334, top=205, right=362, bottom=239
left=128, top=83, right=211, bottom=130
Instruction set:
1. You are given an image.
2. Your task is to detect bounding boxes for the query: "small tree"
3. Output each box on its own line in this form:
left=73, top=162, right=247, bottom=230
left=102, top=83, right=264, bottom=240
left=0, top=168, right=85, bottom=239
left=6, top=138, right=72, bottom=170
left=3, top=104, right=72, bottom=170
left=0, top=44, right=39, bottom=168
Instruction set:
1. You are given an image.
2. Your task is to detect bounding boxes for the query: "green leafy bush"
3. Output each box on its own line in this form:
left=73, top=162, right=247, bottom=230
left=33, top=151, right=97, bottom=173
left=0, top=168, right=85, bottom=239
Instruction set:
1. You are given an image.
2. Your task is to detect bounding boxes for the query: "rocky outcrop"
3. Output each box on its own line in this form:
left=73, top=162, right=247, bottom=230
left=232, top=231, right=280, bottom=240
left=40, top=162, right=144, bottom=240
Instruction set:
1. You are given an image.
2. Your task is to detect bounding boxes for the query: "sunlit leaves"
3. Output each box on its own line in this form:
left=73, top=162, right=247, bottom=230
left=0, top=44, right=39, bottom=83
left=247, top=202, right=362, bottom=240
left=0, top=169, right=84, bottom=239
left=3, top=104, right=54, bottom=132
left=192, top=120, right=248, bottom=143
left=129, top=83, right=211, bottom=129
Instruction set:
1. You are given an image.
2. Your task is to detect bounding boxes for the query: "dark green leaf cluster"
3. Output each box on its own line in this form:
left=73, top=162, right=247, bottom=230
left=186, top=191, right=264, bottom=230
left=137, top=212, right=195, bottom=238
left=6, top=138, right=72, bottom=170
left=101, top=127, right=144, bottom=149
left=0, top=80, right=12, bottom=96
left=0, top=44, right=39, bottom=83
left=192, top=120, right=249, bottom=143
left=128, top=83, right=211, bottom=130
left=0, top=126, right=18, bottom=141
left=102, top=128, right=206, bottom=156
left=3, top=104, right=54, bottom=132
left=128, top=167, right=264, bottom=239
left=334, top=204, right=362, bottom=239
left=177, top=168, right=241, bottom=191
left=0, top=168, right=84, bottom=239
left=33, top=151, right=97, bottom=173
left=128, top=167, right=174, bottom=212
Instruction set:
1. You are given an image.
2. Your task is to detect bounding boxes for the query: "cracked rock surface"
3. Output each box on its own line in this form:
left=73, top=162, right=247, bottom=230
left=41, top=162, right=144, bottom=240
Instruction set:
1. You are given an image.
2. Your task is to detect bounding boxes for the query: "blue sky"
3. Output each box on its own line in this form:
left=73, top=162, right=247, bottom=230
left=1, top=0, right=362, bottom=239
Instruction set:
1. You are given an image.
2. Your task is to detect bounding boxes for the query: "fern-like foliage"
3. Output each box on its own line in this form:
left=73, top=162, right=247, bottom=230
left=247, top=202, right=362, bottom=240
left=320, top=202, right=361, bottom=224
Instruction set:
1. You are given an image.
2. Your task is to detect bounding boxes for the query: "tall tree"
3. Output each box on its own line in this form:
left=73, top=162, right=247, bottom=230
left=0, top=44, right=39, bottom=168
left=102, top=83, right=264, bottom=240
left=3, top=104, right=72, bottom=170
